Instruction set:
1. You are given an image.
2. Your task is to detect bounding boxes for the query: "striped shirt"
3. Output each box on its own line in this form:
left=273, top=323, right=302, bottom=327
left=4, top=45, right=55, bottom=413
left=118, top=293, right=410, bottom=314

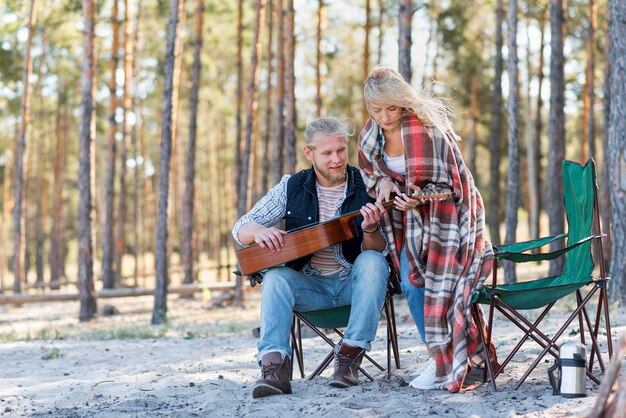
left=309, top=182, right=346, bottom=275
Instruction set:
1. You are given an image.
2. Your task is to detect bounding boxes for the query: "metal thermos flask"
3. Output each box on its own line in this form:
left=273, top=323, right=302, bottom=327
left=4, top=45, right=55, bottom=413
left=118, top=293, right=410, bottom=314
left=548, top=342, right=587, bottom=398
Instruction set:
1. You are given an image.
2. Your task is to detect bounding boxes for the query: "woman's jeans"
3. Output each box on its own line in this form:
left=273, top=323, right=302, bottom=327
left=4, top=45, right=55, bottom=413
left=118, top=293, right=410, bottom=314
left=400, top=246, right=426, bottom=342
left=258, top=250, right=389, bottom=362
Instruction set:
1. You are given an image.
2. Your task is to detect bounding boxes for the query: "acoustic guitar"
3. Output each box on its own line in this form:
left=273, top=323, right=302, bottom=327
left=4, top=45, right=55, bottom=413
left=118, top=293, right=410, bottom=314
left=235, top=191, right=452, bottom=275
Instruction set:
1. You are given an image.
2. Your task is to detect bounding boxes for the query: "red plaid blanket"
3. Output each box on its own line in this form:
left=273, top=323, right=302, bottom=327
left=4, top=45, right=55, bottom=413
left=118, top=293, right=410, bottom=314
left=358, top=112, right=495, bottom=392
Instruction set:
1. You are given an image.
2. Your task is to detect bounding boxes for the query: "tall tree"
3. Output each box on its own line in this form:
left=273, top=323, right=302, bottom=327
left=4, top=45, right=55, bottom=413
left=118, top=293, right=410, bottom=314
left=283, top=0, right=297, bottom=174
left=49, top=89, right=68, bottom=287
left=102, top=0, right=120, bottom=290
left=115, top=0, right=133, bottom=284
left=271, top=0, right=285, bottom=185
left=504, top=0, right=520, bottom=284
left=398, top=0, right=413, bottom=82
left=524, top=7, right=539, bottom=242
left=600, top=27, right=612, bottom=266
left=235, top=0, right=244, bottom=198
left=78, top=0, right=98, bottom=321
left=131, top=0, right=144, bottom=286
left=152, top=0, right=181, bottom=325
left=547, top=0, right=566, bottom=276
left=532, top=5, right=548, bottom=241
left=315, top=0, right=324, bottom=117
left=608, top=0, right=626, bottom=302
left=376, top=0, right=385, bottom=64
left=12, top=0, right=37, bottom=293
left=583, top=0, right=597, bottom=161
left=182, top=0, right=204, bottom=285
left=362, top=0, right=371, bottom=122
left=487, top=0, right=504, bottom=246
left=237, top=0, right=266, bottom=217
left=261, top=0, right=274, bottom=193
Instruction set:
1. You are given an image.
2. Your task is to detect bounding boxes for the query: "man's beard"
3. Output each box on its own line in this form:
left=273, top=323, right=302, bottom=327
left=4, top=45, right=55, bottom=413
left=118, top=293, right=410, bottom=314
left=315, top=162, right=346, bottom=185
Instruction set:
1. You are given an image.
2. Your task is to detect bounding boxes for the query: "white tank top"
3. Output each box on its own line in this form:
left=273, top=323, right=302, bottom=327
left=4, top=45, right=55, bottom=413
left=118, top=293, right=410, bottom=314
left=383, top=151, right=406, bottom=176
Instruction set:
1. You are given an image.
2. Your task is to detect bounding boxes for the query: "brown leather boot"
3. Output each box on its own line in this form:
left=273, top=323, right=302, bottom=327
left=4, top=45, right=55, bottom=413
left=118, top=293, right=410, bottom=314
left=252, top=352, right=292, bottom=399
left=329, top=343, right=366, bottom=388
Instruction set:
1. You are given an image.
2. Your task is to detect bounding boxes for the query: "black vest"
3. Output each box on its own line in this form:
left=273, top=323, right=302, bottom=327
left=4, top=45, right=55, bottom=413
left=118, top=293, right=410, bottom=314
left=284, top=165, right=374, bottom=271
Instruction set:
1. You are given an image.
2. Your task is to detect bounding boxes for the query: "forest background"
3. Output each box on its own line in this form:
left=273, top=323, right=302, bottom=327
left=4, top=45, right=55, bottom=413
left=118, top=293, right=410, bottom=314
left=0, top=0, right=624, bottom=323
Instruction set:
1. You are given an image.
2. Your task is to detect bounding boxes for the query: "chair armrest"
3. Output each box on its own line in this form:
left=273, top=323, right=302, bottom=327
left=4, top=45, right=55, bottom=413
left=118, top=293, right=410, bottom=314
left=495, top=234, right=568, bottom=258
left=496, top=234, right=603, bottom=263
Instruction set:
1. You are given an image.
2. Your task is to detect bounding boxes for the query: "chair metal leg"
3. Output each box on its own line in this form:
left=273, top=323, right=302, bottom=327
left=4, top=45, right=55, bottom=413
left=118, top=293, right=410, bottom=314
left=290, top=317, right=305, bottom=378
left=387, top=296, right=401, bottom=369
left=471, top=303, right=497, bottom=391
left=513, top=288, right=602, bottom=389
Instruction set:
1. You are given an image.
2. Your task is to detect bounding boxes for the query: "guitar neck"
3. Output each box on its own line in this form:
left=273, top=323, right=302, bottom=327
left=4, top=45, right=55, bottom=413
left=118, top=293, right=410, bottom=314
left=338, top=191, right=453, bottom=223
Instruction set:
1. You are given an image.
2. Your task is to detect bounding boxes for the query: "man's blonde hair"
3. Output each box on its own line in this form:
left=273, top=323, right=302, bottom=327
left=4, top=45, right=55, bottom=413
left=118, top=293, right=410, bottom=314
left=303, top=117, right=353, bottom=147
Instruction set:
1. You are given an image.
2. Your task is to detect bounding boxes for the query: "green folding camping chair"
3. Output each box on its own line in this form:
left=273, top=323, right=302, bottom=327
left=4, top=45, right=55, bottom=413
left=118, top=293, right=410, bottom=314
left=471, top=158, right=613, bottom=391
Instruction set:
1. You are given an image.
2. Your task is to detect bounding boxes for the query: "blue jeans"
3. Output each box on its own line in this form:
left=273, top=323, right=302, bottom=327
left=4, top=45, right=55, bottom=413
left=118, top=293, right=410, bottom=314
left=258, top=250, right=390, bottom=361
left=400, top=246, right=426, bottom=342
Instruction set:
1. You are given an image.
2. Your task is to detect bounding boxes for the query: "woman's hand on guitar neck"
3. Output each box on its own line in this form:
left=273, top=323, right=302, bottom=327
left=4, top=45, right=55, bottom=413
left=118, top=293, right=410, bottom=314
left=376, top=177, right=401, bottom=203
left=394, top=183, right=423, bottom=211
left=254, top=226, right=288, bottom=252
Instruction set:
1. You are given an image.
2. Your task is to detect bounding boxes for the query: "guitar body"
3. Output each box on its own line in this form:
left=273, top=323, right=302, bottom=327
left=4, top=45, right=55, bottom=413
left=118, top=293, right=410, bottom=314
left=236, top=217, right=358, bottom=276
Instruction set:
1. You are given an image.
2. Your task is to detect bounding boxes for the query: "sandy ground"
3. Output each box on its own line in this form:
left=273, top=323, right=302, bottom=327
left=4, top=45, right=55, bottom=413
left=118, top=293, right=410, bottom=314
left=0, top=287, right=624, bottom=418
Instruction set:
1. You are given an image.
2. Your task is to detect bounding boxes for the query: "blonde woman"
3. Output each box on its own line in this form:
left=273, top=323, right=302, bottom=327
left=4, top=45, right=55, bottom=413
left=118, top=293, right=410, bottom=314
left=358, top=66, right=495, bottom=392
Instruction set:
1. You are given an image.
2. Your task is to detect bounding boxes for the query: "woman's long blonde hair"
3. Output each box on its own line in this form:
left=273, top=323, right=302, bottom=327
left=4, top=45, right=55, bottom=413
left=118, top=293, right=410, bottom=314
left=364, top=66, right=458, bottom=138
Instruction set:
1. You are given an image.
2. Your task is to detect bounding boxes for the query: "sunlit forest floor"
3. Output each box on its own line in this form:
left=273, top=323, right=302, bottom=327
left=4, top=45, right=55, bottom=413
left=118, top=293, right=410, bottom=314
left=0, top=262, right=624, bottom=418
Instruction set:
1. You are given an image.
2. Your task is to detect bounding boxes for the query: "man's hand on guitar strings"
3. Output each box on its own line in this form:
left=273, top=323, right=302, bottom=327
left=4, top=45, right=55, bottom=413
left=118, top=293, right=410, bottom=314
left=254, top=226, right=288, bottom=252
left=360, top=201, right=387, bottom=232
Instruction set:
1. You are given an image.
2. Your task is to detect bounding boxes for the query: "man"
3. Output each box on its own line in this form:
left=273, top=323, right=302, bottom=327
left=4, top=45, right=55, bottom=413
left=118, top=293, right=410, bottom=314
left=232, top=117, right=390, bottom=399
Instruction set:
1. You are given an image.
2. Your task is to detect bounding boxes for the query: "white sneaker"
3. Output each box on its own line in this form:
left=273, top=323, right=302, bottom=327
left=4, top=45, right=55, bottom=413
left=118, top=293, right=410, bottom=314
left=409, top=358, right=437, bottom=389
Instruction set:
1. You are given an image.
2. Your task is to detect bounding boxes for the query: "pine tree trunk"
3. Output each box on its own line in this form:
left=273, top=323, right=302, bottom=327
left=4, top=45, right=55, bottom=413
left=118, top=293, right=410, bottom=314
left=49, top=92, right=68, bottom=287
left=547, top=0, right=566, bottom=276
left=152, top=0, right=181, bottom=325
left=586, top=0, right=597, bottom=160
left=466, top=74, right=479, bottom=176
left=283, top=0, right=297, bottom=174
left=115, top=0, right=133, bottom=285
left=1, top=135, right=12, bottom=290
left=533, top=6, right=547, bottom=240
left=261, top=0, right=274, bottom=193
left=398, top=0, right=412, bottom=82
left=271, top=0, right=285, bottom=185
left=12, top=0, right=37, bottom=294
left=183, top=0, right=204, bottom=285
left=102, top=0, right=120, bottom=289
left=315, top=0, right=324, bottom=117
left=131, top=0, right=144, bottom=287
left=504, top=0, right=520, bottom=284
left=78, top=0, right=97, bottom=321
left=600, top=30, right=612, bottom=267
left=376, top=0, right=385, bottom=64
left=34, top=50, right=48, bottom=284
left=237, top=0, right=266, bottom=217
left=608, top=0, right=626, bottom=302
left=488, top=0, right=504, bottom=247
left=362, top=0, right=371, bottom=123
left=235, top=0, right=244, bottom=196
left=525, top=12, right=539, bottom=242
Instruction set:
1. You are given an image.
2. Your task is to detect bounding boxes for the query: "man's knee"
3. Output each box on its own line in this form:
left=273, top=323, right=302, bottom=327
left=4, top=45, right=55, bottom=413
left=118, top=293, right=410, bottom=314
left=353, top=251, right=390, bottom=284
left=355, top=250, right=388, bottom=271
left=261, top=268, right=293, bottom=297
